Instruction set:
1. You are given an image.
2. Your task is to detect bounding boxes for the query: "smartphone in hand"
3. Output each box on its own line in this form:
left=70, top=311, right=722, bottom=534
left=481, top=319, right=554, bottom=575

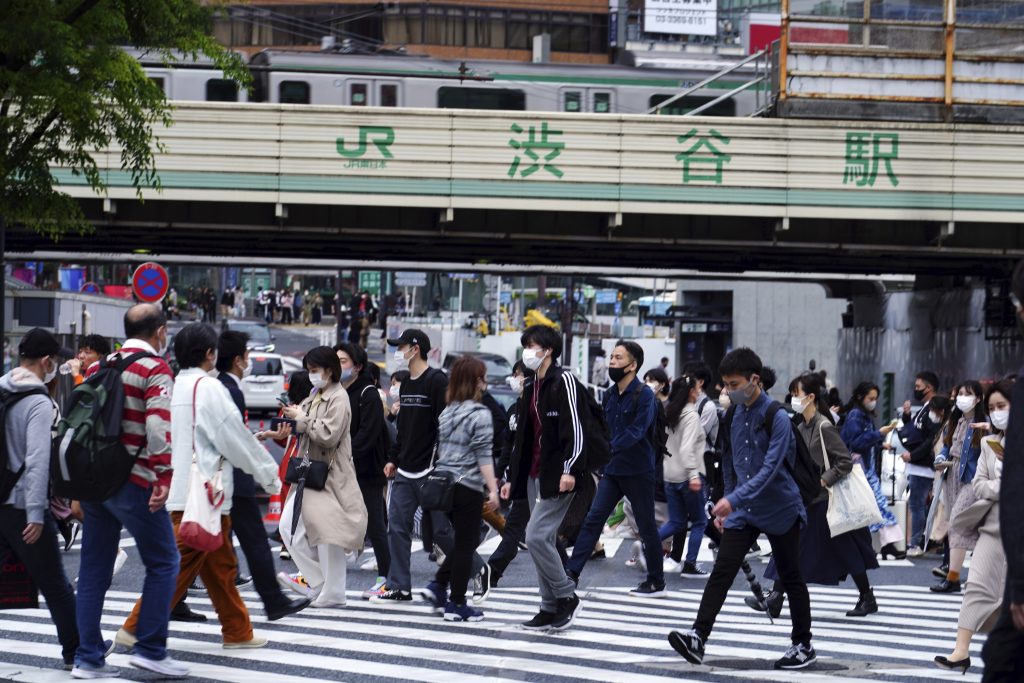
left=270, top=417, right=297, bottom=431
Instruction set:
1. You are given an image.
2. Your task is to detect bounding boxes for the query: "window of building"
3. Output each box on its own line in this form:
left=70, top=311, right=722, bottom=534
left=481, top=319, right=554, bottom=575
left=437, top=87, right=526, bottom=111
left=205, top=79, right=239, bottom=102
left=649, top=94, right=737, bottom=117
left=380, top=83, right=398, bottom=107
left=350, top=82, right=368, bottom=106
left=279, top=80, right=311, bottom=104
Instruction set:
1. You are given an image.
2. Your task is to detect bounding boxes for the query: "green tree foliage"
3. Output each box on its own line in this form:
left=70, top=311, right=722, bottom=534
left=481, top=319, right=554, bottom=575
left=0, top=0, right=247, bottom=237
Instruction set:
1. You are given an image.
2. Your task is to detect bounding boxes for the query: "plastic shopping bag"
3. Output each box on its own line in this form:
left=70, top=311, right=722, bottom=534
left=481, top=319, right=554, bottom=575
left=827, top=463, right=883, bottom=537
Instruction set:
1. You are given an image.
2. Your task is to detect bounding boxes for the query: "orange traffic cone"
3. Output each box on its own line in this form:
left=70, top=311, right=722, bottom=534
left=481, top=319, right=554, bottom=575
left=264, top=492, right=282, bottom=525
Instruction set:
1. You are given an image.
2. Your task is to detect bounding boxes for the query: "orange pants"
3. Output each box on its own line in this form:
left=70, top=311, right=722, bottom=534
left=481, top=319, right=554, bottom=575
left=123, top=512, right=253, bottom=644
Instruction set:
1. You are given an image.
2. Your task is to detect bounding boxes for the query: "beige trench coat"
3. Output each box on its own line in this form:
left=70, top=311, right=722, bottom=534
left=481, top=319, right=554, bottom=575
left=292, top=381, right=367, bottom=550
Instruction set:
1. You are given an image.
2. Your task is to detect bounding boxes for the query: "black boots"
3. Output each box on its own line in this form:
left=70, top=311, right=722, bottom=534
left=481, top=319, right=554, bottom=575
left=846, top=589, right=878, bottom=617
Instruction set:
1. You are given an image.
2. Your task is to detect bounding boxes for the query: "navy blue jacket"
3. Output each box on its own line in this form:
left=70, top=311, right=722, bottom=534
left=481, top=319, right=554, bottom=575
left=218, top=371, right=256, bottom=498
left=602, top=377, right=657, bottom=478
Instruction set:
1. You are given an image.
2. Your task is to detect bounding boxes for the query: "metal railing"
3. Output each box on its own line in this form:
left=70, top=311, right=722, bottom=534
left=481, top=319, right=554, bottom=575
left=645, top=47, right=775, bottom=117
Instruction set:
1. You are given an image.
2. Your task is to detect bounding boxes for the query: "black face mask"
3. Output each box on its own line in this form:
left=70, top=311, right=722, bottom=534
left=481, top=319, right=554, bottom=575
left=913, top=388, right=926, bottom=402
left=609, top=366, right=629, bottom=383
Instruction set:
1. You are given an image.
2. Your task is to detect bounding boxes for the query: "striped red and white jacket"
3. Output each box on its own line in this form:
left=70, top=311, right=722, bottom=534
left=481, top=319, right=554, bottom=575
left=89, top=339, right=174, bottom=489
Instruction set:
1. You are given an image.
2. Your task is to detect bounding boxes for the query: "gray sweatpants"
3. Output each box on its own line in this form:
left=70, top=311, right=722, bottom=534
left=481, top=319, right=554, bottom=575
left=525, top=477, right=577, bottom=613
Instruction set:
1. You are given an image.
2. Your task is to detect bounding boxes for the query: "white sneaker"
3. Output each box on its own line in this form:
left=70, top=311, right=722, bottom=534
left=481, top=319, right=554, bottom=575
left=114, top=627, right=137, bottom=650
left=112, top=548, right=128, bottom=577
left=626, top=540, right=647, bottom=571
left=360, top=558, right=379, bottom=572
left=129, top=654, right=189, bottom=678
left=362, top=576, right=388, bottom=600
left=276, top=571, right=312, bottom=598
left=71, top=663, right=121, bottom=679
left=663, top=557, right=682, bottom=573
left=223, top=637, right=268, bottom=649
left=907, top=546, right=925, bottom=558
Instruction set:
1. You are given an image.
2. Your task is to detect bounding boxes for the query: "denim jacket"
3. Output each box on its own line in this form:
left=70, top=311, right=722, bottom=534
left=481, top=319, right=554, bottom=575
left=935, top=419, right=981, bottom=484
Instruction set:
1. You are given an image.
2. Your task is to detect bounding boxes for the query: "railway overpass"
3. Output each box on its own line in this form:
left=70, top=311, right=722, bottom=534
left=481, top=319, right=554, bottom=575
left=8, top=102, right=1024, bottom=276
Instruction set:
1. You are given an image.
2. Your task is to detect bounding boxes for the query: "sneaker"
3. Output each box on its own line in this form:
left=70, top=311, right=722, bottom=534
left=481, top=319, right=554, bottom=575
left=360, top=558, right=379, bottom=572
left=235, top=574, right=253, bottom=589
left=625, top=540, right=648, bottom=571
left=279, top=548, right=292, bottom=561
left=432, top=543, right=446, bottom=566
left=550, top=594, right=582, bottom=631
left=629, top=581, right=668, bottom=598
left=223, top=637, right=269, bottom=649
left=774, top=642, right=817, bottom=670
left=745, top=542, right=763, bottom=559
left=590, top=544, right=606, bottom=560
left=129, top=654, right=190, bottom=677
left=187, top=577, right=205, bottom=595
left=114, top=627, right=137, bottom=650
left=521, top=610, right=556, bottom=631
left=369, top=586, right=413, bottom=603
left=663, top=557, right=682, bottom=573
left=62, top=520, right=81, bottom=552
left=517, top=541, right=528, bottom=551
left=472, top=564, right=493, bottom=605
left=112, top=548, right=128, bottom=577
left=680, top=562, right=710, bottom=579
left=71, top=663, right=121, bottom=679
left=362, top=576, right=388, bottom=600
left=906, top=546, right=925, bottom=558
left=420, top=581, right=448, bottom=614
left=444, top=601, right=484, bottom=622
left=276, top=571, right=312, bottom=598
left=668, top=629, right=705, bottom=665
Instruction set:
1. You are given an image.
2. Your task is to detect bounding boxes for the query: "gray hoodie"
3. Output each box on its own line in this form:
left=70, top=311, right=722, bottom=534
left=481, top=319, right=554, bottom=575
left=434, top=400, right=493, bottom=493
left=1, top=368, right=55, bottom=524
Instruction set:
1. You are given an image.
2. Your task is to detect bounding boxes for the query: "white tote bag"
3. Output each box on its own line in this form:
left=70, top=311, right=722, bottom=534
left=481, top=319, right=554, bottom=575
left=819, top=422, right=883, bottom=537
left=178, top=378, right=226, bottom=552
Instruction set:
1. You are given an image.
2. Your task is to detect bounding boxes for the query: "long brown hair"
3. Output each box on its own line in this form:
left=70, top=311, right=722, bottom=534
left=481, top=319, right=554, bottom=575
left=446, top=356, right=486, bottom=404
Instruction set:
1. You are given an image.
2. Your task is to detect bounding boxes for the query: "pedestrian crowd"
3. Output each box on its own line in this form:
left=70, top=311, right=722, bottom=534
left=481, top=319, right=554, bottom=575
left=3, top=263, right=1024, bottom=680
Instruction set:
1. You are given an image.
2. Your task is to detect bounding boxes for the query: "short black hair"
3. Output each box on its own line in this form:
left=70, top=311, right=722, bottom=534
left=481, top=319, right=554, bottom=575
left=124, top=304, right=166, bottom=341
left=391, top=369, right=410, bottom=384
left=512, top=360, right=527, bottom=376
left=79, top=334, right=111, bottom=356
left=174, top=323, right=219, bottom=370
left=288, top=371, right=313, bottom=404
left=681, top=361, right=713, bottom=389
left=303, top=346, right=342, bottom=383
left=615, top=339, right=644, bottom=372
left=520, top=325, right=562, bottom=360
left=334, top=342, right=368, bottom=373
left=761, top=366, right=777, bottom=392
left=916, top=371, right=940, bottom=392
left=718, top=347, right=762, bottom=379
left=643, top=367, right=668, bottom=386
left=216, top=330, right=250, bottom=373
left=367, top=362, right=381, bottom=388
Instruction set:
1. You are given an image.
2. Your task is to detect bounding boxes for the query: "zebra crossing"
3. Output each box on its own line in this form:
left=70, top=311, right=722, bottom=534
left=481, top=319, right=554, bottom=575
left=0, top=583, right=983, bottom=682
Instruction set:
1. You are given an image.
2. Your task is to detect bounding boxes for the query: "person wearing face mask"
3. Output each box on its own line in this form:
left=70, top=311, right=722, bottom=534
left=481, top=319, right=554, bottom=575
left=839, top=382, right=904, bottom=559
left=566, top=340, right=665, bottom=598
left=897, top=370, right=941, bottom=557
left=931, top=381, right=987, bottom=594
left=933, top=379, right=1013, bottom=675
left=333, top=343, right=390, bottom=600
left=669, top=348, right=815, bottom=671
left=0, top=328, right=79, bottom=671
left=277, top=346, right=367, bottom=608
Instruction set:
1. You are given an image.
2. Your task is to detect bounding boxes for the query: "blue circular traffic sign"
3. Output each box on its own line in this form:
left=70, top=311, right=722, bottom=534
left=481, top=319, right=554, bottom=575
left=132, top=262, right=169, bottom=303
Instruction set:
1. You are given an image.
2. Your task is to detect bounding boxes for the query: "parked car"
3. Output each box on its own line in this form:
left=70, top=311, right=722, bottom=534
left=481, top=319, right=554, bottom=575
left=442, top=351, right=513, bottom=387
left=227, top=318, right=276, bottom=353
left=242, top=352, right=287, bottom=414
left=281, top=355, right=303, bottom=376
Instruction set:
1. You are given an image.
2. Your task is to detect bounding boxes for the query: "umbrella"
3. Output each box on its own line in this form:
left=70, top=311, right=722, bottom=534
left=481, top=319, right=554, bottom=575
left=703, top=501, right=773, bottom=623
left=290, top=457, right=309, bottom=537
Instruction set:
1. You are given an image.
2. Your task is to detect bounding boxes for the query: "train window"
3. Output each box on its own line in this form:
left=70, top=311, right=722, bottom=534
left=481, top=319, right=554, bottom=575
left=279, top=81, right=310, bottom=104
left=649, top=94, right=736, bottom=117
left=380, top=84, right=398, bottom=107
left=350, top=83, right=368, bottom=106
left=437, top=87, right=526, bottom=111
left=205, top=79, right=238, bottom=102
left=593, top=92, right=611, bottom=113
left=563, top=91, right=582, bottom=112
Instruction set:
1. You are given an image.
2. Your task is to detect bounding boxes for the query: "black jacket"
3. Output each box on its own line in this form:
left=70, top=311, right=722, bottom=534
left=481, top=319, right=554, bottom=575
left=507, top=366, right=586, bottom=500
left=481, top=391, right=509, bottom=467
left=497, top=400, right=519, bottom=482
left=345, top=374, right=387, bottom=485
left=218, top=371, right=256, bottom=498
left=899, top=399, right=939, bottom=467
left=1001, top=368, right=1024, bottom=604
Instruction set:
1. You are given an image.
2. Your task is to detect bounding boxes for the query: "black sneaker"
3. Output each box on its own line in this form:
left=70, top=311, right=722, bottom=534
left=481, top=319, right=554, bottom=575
left=680, top=562, right=710, bottom=579
left=235, top=574, right=253, bottom=589
left=550, top=594, right=582, bottom=631
left=629, top=581, right=667, bottom=598
left=521, top=610, right=556, bottom=631
left=668, top=629, right=705, bottom=665
left=774, top=642, right=817, bottom=670
left=472, top=563, right=493, bottom=605
left=369, top=586, right=413, bottom=604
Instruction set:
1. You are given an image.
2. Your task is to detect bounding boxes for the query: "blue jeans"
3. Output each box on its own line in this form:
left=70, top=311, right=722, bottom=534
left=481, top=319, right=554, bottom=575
left=76, top=482, right=179, bottom=666
left=659, top=478, right=707, bottom=565
left=908, top=474, right=932, bottom=549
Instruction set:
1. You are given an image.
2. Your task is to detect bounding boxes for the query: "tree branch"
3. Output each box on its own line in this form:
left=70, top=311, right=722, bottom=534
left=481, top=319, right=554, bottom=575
left=3, top=108, right=60, bottom=181
left=63, top=0, right=102, bottom=26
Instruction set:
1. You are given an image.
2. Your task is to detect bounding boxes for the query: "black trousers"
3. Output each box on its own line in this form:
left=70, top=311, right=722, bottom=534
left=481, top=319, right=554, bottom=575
left=434, top=485, right=483, bottom=605
left=0, top=507, right=78, bottom=662
left=230, top=496, right=292, bottom=610
left=359, top=480, right=390, bottom=578
left=489, top=498, right=530, bottom=579
left=981, top=586, right=1024, bottom=682
left=693, top=519, right=812, bottom=646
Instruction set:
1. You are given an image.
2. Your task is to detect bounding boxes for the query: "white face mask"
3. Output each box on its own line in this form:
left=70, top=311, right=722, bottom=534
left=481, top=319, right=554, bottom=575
left=718, top=393, right=731, bottom=409
left=339, top=367, right=355, bottom=383
left=394, top=349, right=411, bottom=368
left=990, top=409, right=1010, bottom=431
left=929, top=411, right=942, bottom=424
left=790, top=395, right=808, bottom=413
left=508, top=375, right=524, bottom=394
left=955, top=395, right=978, bottom=414
left=157, top=330, right=169, bottom=357
left=646, top=381, right=661, bottom=394
left=389, top=384, right=400, bottom=400
left=522, top=348, right=546, bottom=371
left=241, top=359, right=253, bottom=379
left=42, top=357, right=57, bottom=384
left=309, top=372, right=326, bottom=389
left=864, top=399, right=877, bottom=412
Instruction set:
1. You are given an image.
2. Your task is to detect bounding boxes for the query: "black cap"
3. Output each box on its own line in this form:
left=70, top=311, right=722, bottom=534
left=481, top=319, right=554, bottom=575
left=387, top=328, right=430, bottom=353
left=18, top=328, right=72, bottom=360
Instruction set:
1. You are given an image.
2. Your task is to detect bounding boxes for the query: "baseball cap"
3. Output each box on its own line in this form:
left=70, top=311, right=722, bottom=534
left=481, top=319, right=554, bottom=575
left=386, top=328, right=431, bottom=353
left=18, top=328, right=74, bottom=360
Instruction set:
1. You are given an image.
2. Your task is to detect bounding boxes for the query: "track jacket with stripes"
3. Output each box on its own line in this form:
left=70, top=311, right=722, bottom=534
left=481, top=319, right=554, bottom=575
left=507, top=365, right=587, bottom=500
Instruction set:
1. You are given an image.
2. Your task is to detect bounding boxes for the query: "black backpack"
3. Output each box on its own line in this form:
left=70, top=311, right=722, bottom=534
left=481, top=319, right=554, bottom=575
left=569, top=372, right=611, bottom=474
left=50, top=352, right=154, bottom=502
left=0, top=387, right=51, bottom=502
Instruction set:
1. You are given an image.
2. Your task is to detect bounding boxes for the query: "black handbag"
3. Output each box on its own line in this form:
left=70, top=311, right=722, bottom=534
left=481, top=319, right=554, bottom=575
left=284, top=456, right=329, bottom=491
left=421, top=469, right=466, bottom=512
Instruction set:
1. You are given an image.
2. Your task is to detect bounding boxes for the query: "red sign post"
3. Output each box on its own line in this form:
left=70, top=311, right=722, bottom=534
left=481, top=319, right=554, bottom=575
left=131, top=262, right=169, bottom=303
